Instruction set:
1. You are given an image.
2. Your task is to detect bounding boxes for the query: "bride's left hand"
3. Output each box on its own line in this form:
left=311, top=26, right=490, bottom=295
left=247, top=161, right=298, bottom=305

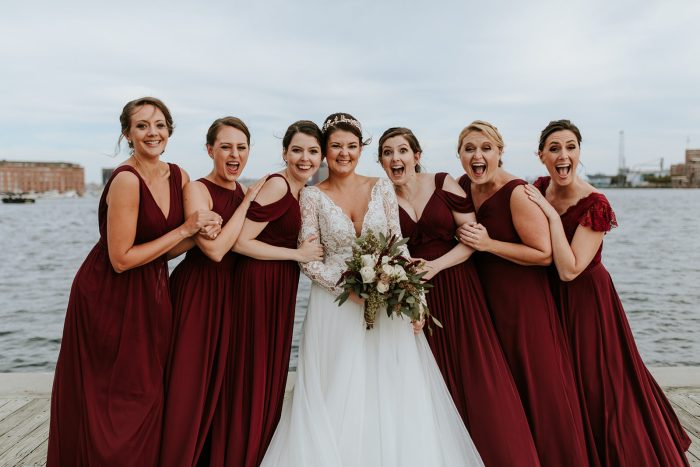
left=411, top=316, right=425, bottom=335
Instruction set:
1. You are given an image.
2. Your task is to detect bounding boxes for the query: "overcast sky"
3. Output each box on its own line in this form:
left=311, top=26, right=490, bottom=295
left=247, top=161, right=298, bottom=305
left=1, top=0, right=699, bottom=183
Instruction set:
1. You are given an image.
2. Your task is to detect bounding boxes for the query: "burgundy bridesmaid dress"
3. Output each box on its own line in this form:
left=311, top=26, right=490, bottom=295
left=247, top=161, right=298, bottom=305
left=535, top=176, right=691, bottom=466
left=400, top=173, right=540, bottom=467
left=159, top=179, right=244, bottom=467
left=210, top=173, right=301, bottom=467
left=458, top=175, right=593, bottom=467
left=48, top=164, right=184, bottom=466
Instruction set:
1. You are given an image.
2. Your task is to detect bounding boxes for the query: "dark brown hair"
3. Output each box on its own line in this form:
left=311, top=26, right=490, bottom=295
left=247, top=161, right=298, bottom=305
left=118, top=96, right=174, bottom=151
left=206, top=116, right=251, bottom=146
left=377, top=127, right=423, bottom=173
left=321, top=112, right=370, bottom=148
left=283, top=120, right=323, bottom=154
left=538, top=119, right=582, bottom=151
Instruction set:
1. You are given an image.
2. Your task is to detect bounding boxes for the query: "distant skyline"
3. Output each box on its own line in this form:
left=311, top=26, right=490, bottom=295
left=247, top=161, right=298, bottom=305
left=1, top=0, right=699, bottom=183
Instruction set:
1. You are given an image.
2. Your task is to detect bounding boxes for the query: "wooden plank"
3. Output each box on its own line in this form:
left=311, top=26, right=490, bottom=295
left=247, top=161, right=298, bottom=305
left=0, top=401, right=50, bottom=466
left=0, top=399, right=47, bottom=438
left=670, top=393, right=700, bottom=417
left=20, top=437, right=48, bottom=466
left=673, top=402, right=700, bottom=439
left=682, top=427, right=700, bottom=461
left=687, top=393, right=700, bottom=408
left=0, top=399, right=32, bottom=432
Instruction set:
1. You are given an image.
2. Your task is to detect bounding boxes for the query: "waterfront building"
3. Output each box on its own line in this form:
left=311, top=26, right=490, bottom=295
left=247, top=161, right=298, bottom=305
left=0, top=160, right=85, bottom=195
left=670, top=149, right=700, bottom=188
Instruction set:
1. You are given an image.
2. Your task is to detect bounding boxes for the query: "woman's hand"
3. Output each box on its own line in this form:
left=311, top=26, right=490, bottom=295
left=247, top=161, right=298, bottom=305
left=243, top=176, right=267, bottom=204
left=457, top=222, right=492, bottom=252
left=411, top=316, right=426, bottom=335
left=348, top=292, right=365, bottom=305
left=296, top=235, right=324, bottom=263
left=414, top=259, right=438, bottom=281
left=524, top=184, right=559, bottom=220
left=182, top=210, right=222, bottom=238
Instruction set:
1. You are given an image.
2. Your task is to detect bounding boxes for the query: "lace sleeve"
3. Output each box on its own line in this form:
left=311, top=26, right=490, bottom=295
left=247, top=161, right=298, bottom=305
left=580, top=194, right=618, bottom=233
left=379, top=179, right=411, bottom=258
left=298, top=187, right=344, bottom=296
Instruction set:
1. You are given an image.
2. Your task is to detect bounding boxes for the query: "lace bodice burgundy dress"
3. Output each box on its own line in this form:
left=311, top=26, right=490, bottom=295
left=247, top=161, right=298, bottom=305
left=261, top=178, right=484, bottom=467
left=535, top=176, right=691, bottom=466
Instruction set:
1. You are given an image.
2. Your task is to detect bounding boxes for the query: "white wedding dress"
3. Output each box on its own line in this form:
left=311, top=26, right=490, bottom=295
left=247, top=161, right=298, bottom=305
left=261, top=179, right=484, bottom=467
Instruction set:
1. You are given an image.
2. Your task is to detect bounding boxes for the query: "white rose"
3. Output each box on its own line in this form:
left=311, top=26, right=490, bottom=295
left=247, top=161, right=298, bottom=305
left=361, top=254, right=376, bottom=268
left=381, top=263, right=394, bottom=277
left=360, top=266, right=376, bottom=283
left=393, top=265, right=408, bottom=281
left=381, top=255, right=390, bottom=265
left=376, top=280, right=390, bottom=293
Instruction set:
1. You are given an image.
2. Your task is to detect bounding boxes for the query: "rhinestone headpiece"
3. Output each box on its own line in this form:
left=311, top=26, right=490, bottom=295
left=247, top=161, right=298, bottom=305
left=322, top=114, right=362, bottom=133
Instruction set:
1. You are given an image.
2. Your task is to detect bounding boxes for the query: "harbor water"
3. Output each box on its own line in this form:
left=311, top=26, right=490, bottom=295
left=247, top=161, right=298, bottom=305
left=1, top=188, right=699, bottom=371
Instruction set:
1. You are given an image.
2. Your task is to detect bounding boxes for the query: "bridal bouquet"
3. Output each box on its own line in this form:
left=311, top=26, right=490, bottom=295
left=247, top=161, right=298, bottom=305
left=335, top=230, right=441, bottom=332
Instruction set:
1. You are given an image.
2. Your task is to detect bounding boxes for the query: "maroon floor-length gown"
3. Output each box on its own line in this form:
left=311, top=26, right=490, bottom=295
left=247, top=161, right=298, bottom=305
left=159, top=179, right=244, bottom=467
left=458, top=175, right=594, bottom=467
left=210, top=173, right=301, bottom=467
left=48, top=164, right=183, bottom=467
left=535, top=176, right=691, bottom=466
left=400, top=173, right=540, bottom=467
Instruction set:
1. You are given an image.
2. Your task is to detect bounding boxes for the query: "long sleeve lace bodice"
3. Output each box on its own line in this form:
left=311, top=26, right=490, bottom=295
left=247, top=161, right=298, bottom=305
left=299, top=178, right=406, bottom=296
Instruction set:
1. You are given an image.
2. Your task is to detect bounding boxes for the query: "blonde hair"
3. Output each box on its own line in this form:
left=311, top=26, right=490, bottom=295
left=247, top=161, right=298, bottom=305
left=457, top=120, right=505, bottom=153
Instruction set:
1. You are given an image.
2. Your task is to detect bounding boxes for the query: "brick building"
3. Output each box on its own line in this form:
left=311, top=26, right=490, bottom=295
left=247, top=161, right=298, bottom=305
left=0, top=160, right=85, bottom=195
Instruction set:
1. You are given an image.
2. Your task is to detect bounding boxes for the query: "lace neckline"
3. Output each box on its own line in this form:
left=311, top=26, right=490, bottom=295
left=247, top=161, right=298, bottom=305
left=311, top=180, right=382, bottom=238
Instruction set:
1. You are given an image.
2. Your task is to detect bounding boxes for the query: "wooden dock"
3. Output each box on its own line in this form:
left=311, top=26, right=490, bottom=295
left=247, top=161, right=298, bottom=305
left=1, top=368, right=699, bottom=466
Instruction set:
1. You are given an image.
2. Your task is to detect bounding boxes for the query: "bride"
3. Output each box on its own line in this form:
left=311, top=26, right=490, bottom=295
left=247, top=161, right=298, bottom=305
left=261, top=113, right=484, bottom=467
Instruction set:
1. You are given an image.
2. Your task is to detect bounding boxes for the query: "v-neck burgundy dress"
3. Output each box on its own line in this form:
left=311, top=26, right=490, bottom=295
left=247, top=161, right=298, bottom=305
left=458, top=175, right=592, bottom=466
left=535, top=176, right=691, bottom=466
left=210, top=174, right=302, bottom=467
left=48, top=164, right=183, bottom=467
left=159, top=179, right=244, bottom=467
left=400, top=173, right=540, bottom=467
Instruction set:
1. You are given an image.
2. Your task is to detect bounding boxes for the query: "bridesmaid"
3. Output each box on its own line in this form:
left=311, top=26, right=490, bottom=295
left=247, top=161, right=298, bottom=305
left=525, top=119, right=691, bottom=466
left=377, top=127, right=539, bottom=466
left=159, top=117, right=264, bottom=467
left=210, top=120, right=324, bottom=466
left=455, top=120, right=594, bottom=466
left=48, top=97, right=221, bottom=466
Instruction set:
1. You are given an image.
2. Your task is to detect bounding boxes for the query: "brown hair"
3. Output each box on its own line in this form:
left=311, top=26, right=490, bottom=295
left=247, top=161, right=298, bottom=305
left=283, top=120, right=323, bottom=154
left=377, top=127, right=423, bottom=173
left=321, top=112, right=370, bottom=148
left=118, top=97, right=174, bottom=151
left=206, top=116, right=251, bottom=146
left=538, top=119, right=582, bottom=151
left=457, top=120, right=505, bottom=167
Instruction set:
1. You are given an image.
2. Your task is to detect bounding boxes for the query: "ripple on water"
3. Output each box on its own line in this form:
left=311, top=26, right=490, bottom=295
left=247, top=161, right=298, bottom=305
left=1, top=190, right=699, bottom=371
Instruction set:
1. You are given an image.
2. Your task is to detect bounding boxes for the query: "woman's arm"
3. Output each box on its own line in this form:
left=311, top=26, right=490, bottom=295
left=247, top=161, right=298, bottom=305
left=457, top=185, right=552, bottom=266
left=188, top=177, right=265, bottom=263
left=298, top=188, right=345, bottom=296
left=106, top=171, right=221, bottom=273
left=524, top=185, right=604, bottom=281
left=233, top=176, right=323, bottom=262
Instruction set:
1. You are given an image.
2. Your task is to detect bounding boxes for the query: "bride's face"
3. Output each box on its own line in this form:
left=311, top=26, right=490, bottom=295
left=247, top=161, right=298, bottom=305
left=326, top=130, right=361, bottom=176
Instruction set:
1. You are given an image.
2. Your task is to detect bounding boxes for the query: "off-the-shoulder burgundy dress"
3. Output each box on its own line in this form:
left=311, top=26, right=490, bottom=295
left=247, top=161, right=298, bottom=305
left=458, top=175, right=593, bottom=466
left=211, top=173, right=301, bottom=467
left=48, top=164, right=183, bottom=466
left=160, top=178, right=244, bottom=467
left=535, top=176, right=691, bottom=466
left=400, top=173, right=539, bottom=466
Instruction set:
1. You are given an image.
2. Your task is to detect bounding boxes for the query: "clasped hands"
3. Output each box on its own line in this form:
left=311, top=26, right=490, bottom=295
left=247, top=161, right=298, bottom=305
left=456, top=221, right=492, bottom=252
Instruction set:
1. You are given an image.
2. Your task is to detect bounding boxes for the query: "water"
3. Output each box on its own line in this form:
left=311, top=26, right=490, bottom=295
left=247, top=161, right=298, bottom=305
left=1, top=189, right=699, bottom=372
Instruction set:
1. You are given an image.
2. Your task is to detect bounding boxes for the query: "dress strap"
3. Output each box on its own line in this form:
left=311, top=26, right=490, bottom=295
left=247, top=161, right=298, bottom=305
left=435, top=172, right=474, bottom=213
left=246, top=174, right=295, bottom=223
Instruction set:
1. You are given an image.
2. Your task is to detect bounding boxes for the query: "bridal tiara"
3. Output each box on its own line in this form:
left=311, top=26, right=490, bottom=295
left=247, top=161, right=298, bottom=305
left=322, top=115, right=362, bottom=133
